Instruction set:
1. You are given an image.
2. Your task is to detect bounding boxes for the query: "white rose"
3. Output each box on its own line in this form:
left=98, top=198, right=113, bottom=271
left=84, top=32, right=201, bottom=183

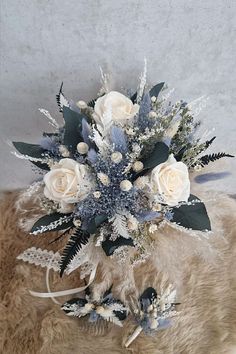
left=150, top=154, right=190, bottom=206
left=94, top=91, right=139, bottom=126
left=44, top=158, right=93, bottom=207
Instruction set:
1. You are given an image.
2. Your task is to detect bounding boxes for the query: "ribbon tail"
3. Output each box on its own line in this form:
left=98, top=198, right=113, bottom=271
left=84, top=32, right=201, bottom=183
left=29, top=266, right=97, bottom=300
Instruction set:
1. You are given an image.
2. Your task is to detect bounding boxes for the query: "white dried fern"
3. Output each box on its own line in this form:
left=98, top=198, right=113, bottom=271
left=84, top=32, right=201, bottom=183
left=91, top=126, right=109, bottom=155
left=101, top=105, right=113, bottom=136
left=57, top=89, right=69, bottom=112
left=98, top=67, right=110, bottom=95
left=30, top=215, right=72, bottom=235
left=108, top=302, right=127, bottom=313
left=100, top=310, right=123, bottom=327
left=38, top=108, right=59, bottom=128
left=110, top=212, right=130, bottom=239
left=136, top=58, right=147, bottom=103
left=12, top=151, right=49, bottom=164
left=104, top=315, right=123, bottom=327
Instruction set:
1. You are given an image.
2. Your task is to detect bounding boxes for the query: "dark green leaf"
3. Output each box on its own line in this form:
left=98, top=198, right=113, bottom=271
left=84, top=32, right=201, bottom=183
left=174, top=144, right=191, bottom=161
left=63, top=106, right=85, bottom=152
left=142, top=142, right=169, bottom=170
left=13, top=142, right=50, bottom=170
left=31, top=213, right=73, bottom=234
left=62, top=297, right=88, bottom=314
left=13, top=141, right=46, bottom=158
left=171, top=194, right=211, bottom=231
left=60, top=229, right=90, bottom=276
left=149, top=82, right=165, bottom=98
left=43, top=132, right=59, bottom=138
left=86, top=214, right=107, bottom=234
left=140, top=287, right=157, bottom=302
left=30, top=160, right=50, bottom=171
left=102, top=237, right=134, bottom=256
left=112, top=301, right=127, bottom=321
left=130, top=92, right=137, bottom=103
left=56, top=82, right=69, bottom=112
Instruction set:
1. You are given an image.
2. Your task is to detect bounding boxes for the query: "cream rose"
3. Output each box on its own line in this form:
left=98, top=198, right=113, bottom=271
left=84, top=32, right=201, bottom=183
left=94, top=91, right=139, bottom=126
left=44, top=158, right=93, bottom=208
left=150, top=154, right=190, bottom=206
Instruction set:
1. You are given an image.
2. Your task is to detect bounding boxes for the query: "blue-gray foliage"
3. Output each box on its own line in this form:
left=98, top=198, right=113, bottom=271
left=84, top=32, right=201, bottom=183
left=136, top=210, right=161, bottom=222
left=39, top=136, right=59, bottom=155
left=87, top=148, right=98, bottom=163
left=111, top=126, right=128, bottom=153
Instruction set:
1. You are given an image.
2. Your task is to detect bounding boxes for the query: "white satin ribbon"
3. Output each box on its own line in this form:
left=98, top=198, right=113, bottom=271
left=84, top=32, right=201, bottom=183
left=29, top=266, right=97, bottom=301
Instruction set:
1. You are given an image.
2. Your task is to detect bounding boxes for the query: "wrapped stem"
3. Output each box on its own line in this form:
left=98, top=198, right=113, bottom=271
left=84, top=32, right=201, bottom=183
left=125, top=325, right=143, bottom=348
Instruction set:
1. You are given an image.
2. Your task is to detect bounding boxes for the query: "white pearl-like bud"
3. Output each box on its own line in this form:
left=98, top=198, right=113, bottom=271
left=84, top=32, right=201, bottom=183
left=134, top=176, right=149, bottom=190
left=151, top=96, right=156, bottom=102
left=77, top=142, right=89, bottom=154
left=150, top=319, right=159, bottom=330
left=98, top=172, right=110, bottom=186
left=149, top=111, right=158, bottom=118
left=152, top=203, right=162, bottom=211
left=58, top=145, right=70, bottom=157
left=76, top=100, right=87, bottom=109
left=149, top=224, right=158, bottom=233
left=95, top=305, right=105, bottom=314
left=84, top=303, right=95, bottom=311
left=111, top=151, right=123, bottom=164
left=132, top=161, right=144, bottom=172
left=93, top=191, right=101, bottom=199
left=120, top=180, right=133, bottom=192
left=147, top=304, right=153, bottom=313
left=73, top=218, right=81, bottom=227
left=153, top=308, right=158, bottom=315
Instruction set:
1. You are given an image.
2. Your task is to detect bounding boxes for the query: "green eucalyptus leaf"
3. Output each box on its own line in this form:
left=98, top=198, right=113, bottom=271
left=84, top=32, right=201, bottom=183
left=171, top=195, right=211, bottom=231
left=102, top=237, right=134, bottom=256
left=149, top=82, right=165, bottom=98
left=142, top=142, right=169, bottom=170
left=63, top=106, right=85, bottom=152
left=31, top=213, right=73, bottom=234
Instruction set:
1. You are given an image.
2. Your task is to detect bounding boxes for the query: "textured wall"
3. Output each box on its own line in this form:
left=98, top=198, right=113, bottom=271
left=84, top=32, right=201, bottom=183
left=0, top=0, right=235, bottom=191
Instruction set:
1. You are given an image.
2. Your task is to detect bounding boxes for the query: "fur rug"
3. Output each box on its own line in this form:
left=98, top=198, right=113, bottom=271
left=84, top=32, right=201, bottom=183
left=1, top=190, right=236, bottom=354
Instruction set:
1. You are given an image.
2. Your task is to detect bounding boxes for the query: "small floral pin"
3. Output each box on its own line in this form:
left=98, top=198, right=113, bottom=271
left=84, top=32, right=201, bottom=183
left=62, top=287, right=128, bottom=327
left=125, top=285, right=179, bottom=347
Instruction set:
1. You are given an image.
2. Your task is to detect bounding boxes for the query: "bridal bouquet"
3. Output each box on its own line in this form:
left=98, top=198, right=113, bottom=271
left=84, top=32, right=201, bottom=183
left=14, top=67, right=233, bottom=345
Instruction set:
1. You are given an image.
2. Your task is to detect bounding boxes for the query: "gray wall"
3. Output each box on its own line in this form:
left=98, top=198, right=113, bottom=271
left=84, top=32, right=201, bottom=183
left=0, top=0, right=235, bottom=192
